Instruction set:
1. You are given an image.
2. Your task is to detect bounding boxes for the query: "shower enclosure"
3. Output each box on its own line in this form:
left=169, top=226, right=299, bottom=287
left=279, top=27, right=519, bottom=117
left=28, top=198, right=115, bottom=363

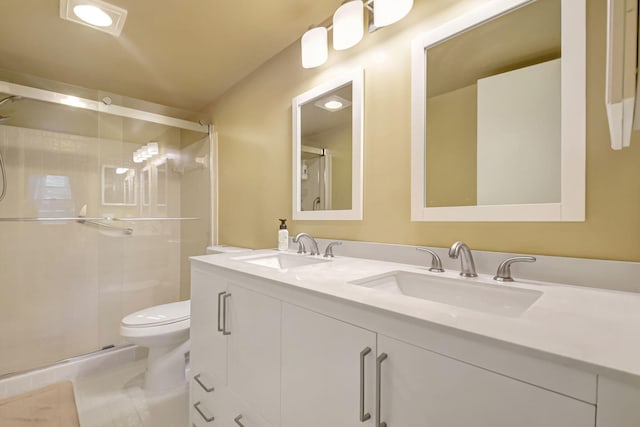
left=0, top=74, right=214, bottom=377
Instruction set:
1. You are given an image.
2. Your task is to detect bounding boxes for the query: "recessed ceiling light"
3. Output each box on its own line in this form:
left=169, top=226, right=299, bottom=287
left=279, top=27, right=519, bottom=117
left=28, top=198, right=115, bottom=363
left=314, top=95, right=352, bottom=112
left=73, top=5, right=112, bottom=27
left=324, top=100, right=344, bottom=110
left=60, top=0, right=128, bottom=37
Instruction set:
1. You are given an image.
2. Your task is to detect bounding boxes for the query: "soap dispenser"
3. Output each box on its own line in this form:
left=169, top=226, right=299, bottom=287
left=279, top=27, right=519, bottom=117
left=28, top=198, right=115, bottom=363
left=278, top=218, right=289, bottom=251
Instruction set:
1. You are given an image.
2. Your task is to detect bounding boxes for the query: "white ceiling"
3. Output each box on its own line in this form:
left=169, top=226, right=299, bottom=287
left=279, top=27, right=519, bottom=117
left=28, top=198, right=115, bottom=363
left=0, top=0, right=342, bottom=112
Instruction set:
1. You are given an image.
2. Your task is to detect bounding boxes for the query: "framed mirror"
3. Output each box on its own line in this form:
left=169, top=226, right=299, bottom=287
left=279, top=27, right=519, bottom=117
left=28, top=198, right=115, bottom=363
left=102, top=165, right=137, bottom=206
left=141, top=166, right=151, bottom=206
left=411, top=0, right=585, bottom=221
left=292, top=68, right=364, bottom=220
left=156, top=160, right=167, bottom=207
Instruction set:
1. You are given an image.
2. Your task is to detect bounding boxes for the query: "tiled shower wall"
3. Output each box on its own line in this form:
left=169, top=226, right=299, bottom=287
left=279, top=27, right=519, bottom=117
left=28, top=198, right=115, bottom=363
left=0, top=123, right=208, bottom=376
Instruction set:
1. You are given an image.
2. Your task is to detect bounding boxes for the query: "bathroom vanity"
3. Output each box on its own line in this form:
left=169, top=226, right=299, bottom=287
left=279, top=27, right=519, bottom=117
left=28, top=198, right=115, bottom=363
left=189, top=250, right=640, bottom=427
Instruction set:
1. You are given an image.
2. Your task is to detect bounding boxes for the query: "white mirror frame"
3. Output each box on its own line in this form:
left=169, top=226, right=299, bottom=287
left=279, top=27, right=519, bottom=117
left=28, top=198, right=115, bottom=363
left=410, top=0, right=585, bottom=222
left=292, top=68, right=364, bottom=220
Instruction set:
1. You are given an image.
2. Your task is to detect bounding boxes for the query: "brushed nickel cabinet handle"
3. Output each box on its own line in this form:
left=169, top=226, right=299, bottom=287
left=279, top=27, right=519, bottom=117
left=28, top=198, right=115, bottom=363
left=194, top=401, right=214, bottom=423
left=217, top=291, right=226, bottom=333
left=194, top=373, right=214, bottom=393
left=223, top=293, right=232, bottom=335
left=376, top=353, right=388, bottom=427
left=360, top=347, right=372, bottom=422
left=234, top=414, right=245, bottom=426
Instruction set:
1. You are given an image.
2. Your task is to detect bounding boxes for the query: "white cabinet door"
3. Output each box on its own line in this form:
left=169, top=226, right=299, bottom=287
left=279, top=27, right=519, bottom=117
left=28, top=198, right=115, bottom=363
left=227, top=284, right=281, bottom=427
left=378, top=335, right=596, bottom=427
left=190, top=267, right=228, bottom=386
left=281, top=303, right=377, bottom=427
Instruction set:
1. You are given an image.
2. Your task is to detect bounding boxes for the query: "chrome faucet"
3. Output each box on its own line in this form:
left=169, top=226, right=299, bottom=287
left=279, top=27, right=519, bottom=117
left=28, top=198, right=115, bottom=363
left=293, top=233, right=320, bottom=256
left=448, top=241, right=477, bottom=277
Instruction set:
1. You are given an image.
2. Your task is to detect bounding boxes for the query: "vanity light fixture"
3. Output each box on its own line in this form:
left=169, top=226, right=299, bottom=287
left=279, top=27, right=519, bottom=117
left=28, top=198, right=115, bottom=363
left=301, top=27, right=329, bottom=68
left=300, top=0, right=413, bottom=68
left=60, top=0, right=128, bottom=36
left=133, top=142, right=161, bottom=163
left=373, top=0, right=414, bottom=27
left=333, top=1, right=364, bottom=50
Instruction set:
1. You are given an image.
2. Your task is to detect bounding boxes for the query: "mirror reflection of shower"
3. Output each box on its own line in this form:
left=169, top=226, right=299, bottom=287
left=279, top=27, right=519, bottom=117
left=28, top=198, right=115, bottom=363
left=300, top=145, right=332, bottom=211
left=0, top=94, right=24, bottom=202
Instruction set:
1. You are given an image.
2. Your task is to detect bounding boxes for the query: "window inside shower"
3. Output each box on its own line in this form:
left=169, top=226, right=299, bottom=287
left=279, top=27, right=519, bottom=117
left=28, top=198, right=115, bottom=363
left=0, top=75, right=213, bottom=377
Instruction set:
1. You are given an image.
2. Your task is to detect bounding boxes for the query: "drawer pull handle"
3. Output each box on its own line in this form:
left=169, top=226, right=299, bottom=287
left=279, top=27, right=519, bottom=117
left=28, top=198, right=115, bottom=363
left=194, top=401, right=214, bottom=423
left=234, top=414, right=245, bottom=426
left=194, top=374, right=214, bottom=393
left=376, top=353, right=388, bottom=427
left=360, top=347, right=372, bottom=422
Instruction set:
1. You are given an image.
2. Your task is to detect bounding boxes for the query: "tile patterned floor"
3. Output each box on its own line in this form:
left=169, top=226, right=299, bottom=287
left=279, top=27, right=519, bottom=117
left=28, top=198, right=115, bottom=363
left=74, top=359, right=188, bottom=427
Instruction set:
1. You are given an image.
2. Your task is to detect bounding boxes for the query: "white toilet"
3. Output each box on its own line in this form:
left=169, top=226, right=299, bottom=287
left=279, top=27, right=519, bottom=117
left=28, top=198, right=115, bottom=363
left=120, top=245, right=251, bottom=393
left=121, top=300, right=191, bottom=393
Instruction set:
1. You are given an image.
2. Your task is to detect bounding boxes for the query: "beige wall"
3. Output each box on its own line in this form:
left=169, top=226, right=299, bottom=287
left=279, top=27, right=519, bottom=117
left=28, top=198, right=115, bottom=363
left=204, top=0, right=640, bottom=263
left=426, top=84, right=477, bottom=207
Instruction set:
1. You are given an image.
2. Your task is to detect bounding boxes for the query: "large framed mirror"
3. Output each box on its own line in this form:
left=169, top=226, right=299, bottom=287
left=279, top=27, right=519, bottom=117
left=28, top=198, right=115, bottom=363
left=102, top=165, right=137, bottom=206
left=411, top=0, right=585, bottom=221
left=292, top=68, right=364, bottom=220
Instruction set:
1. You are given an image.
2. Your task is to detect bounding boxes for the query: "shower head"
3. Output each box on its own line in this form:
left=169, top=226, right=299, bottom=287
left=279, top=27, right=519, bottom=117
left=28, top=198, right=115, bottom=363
left=0, top=95, right=23, bottom=108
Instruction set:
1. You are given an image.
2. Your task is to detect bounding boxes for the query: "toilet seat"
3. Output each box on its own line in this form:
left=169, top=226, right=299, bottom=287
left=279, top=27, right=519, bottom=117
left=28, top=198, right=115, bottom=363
left=122, top=300, right=190, bottom=328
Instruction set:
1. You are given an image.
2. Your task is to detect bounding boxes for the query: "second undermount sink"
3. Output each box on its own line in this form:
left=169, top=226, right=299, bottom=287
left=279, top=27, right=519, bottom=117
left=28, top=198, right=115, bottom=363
left=351, top=271, right=542, bottom=317
left=233, top=252, right=330, bottom=269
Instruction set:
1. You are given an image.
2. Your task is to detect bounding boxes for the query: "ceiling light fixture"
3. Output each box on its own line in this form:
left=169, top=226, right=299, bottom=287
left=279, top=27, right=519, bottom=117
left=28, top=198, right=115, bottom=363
left=60, top=0, right=128, bottom=37
left=333, top=1, right=364, bottom=51
left=300, top=0, right=413, bottom=68
left=73, top=4, right=112, bottom=27
left=314, top=95, right=352, bottom=112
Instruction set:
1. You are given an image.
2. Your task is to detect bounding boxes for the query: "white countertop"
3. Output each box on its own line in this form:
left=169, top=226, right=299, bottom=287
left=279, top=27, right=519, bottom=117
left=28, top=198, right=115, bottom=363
left=192, top=249, right=640, bottom=378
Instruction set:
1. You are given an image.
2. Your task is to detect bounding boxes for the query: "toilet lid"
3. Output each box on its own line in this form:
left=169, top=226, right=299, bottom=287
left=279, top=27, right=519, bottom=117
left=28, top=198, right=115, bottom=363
left=122, top=300, right=190, bottom=328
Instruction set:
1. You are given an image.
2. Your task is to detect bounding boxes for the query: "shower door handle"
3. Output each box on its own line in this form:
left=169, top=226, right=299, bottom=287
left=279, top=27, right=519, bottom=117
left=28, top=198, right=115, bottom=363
left=217, top=291, right=226, bottom=333
left=222, top=293, right=232, bottom=335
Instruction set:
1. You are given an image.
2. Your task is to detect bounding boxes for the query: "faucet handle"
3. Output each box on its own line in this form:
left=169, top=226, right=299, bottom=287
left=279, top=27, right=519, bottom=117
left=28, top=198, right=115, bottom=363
left=416, top=247, right=444, bottom=273
left=323, top=241, right=342, bottom=258
left=293, top=238, right=306, bottom=254
left=494, top=256, right=536, bottom=282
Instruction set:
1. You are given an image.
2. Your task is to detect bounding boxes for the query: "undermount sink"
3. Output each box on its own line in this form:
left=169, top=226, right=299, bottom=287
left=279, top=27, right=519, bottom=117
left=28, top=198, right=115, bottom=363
left=351, top=271, right=542, bottom=317
left=234, top=252, right=330, bottom=269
